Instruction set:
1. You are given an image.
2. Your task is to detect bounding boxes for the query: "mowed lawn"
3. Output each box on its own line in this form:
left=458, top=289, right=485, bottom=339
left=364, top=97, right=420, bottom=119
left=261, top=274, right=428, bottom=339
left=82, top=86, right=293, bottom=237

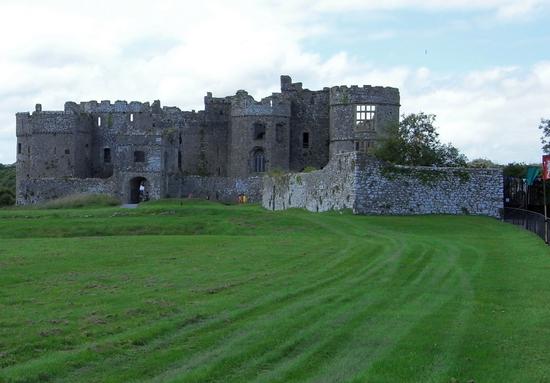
left=1, top=201, right=550, bottom=383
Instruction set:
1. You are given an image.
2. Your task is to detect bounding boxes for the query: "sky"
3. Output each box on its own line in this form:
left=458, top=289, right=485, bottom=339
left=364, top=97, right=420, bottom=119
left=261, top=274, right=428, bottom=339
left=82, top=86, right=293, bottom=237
left=0, top=0, right=549, bottom=164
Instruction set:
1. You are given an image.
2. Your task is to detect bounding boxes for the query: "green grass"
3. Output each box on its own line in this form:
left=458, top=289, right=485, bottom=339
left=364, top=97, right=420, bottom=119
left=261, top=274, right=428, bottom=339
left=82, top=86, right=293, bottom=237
left=1, top=200, right=550, bottom=382
left=39, top=193, right=121, bottom=209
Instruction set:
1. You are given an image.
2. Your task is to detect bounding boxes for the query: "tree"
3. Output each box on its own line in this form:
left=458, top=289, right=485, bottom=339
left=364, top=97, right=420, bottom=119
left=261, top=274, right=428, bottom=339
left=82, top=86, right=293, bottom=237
left=539, top=118, right=550, bottom=154
left=373, top=112, right=467, bottom=167
left=0, top=188, right=15, bottom=206
left=468, top=158, right=498, bottom=168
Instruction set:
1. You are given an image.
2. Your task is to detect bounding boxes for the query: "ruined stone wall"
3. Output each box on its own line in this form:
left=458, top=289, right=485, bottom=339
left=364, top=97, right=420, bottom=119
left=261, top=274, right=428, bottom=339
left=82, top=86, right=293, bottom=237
left=354, top=156, right=503, bottom=217
left=262, top=153, right=356, bottom=212
left=280, top=76, right=331, bottom=172
left=16, top=178, right=116, bottom=205
left=178, top=175, right=263, bottom=203
left=262, top=153, right=503, bottom=217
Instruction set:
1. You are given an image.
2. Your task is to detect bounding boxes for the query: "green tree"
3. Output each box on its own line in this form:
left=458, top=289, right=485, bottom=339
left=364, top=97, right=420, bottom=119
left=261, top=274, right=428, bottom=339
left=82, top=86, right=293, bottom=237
left=468, top=158, right=499, bottom=168
left=0, top=187, right=15, bottom=206
left=374, top=113, right=467, bottom=167
left=502, top=162, right=530, bottom=178
left=539, top=118, right=550, bottom=153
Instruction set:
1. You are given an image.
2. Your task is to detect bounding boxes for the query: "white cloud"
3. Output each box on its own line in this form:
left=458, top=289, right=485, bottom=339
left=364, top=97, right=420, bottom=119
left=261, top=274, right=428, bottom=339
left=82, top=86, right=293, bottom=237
left=313, top=0, right=545, bottom=19
left=0, top=0, right=547, bottom=164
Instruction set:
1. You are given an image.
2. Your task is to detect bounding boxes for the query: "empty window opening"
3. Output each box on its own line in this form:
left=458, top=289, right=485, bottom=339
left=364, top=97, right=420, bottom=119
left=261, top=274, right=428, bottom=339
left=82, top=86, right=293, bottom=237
left=65, top=149, right=70, bottom=155
left=355, top=140, right=374, bottom=153
left=253, top=122, right=266, bottom=140
left=276, top=123, right=285, bottom=143
left=179, top=134, right=182, bottom=145
left=17, top=143, right=21, bottom=154
left=104, top=148, right=111, bottom=163
left=355, top=104, right=376, bottom=131
left=302, top=132, right=310, bottom=149
left=97, top=116, right=102, bottom=126
left=130, top=113, right=134, bottom=122
left=134, top=151, right=145, bottom=163
left=178, top=150, right=182, bottom=170
left=253, top=149, right=266, bottom=173
left=28, top=146, right=31, bottom=155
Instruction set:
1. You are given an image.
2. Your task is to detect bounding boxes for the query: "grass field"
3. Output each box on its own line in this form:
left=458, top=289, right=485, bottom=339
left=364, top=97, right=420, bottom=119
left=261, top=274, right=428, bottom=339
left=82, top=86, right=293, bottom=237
left=1, top=200, right=550, bottom=382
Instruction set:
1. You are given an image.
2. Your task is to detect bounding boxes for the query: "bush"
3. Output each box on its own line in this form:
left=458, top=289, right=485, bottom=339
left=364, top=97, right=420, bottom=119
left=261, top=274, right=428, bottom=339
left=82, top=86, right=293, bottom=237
left=0, top=188, right=15, bottom=206
left=40, top=194, right=120, bottom=209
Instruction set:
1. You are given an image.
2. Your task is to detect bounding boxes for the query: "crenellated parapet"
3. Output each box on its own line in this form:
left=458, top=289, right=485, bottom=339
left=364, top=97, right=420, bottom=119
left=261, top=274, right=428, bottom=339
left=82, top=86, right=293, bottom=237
left=65, top=100, right=155, bottom=114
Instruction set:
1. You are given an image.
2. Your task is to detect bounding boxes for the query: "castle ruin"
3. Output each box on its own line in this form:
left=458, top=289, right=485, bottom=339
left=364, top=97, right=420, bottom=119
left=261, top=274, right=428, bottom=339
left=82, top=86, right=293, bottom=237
left=15, top=75, right=503, bottom=217
left=16, top=75, right=399, bottom=204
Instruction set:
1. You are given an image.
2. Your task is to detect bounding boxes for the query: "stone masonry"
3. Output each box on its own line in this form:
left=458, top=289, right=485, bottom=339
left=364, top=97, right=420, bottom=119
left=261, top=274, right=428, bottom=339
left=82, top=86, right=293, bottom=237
left=262, top=152, right=503, bottom=218
left=16, top=76, right=400, bottom=205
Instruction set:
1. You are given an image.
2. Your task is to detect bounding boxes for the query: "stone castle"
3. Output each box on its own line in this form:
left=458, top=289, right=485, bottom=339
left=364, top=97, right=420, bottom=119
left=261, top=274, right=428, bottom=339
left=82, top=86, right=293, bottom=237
left=16, top=75, right=400, bottom=204
left=15, top=75, right=503, bottom=217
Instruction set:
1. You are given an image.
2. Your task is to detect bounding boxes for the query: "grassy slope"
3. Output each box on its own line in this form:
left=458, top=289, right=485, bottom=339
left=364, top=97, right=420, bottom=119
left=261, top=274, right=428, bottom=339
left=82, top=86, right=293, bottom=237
left=1, top=200, right=550, bottom=382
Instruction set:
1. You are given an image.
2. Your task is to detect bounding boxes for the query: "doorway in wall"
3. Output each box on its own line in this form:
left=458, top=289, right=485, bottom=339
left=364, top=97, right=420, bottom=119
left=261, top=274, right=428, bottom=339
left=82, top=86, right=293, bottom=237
left=129, top=177, right=149, bottom=203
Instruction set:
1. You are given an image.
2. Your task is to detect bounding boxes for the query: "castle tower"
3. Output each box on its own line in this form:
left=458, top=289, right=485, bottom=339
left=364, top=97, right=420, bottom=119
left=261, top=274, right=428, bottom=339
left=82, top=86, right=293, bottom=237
left=16, top=103, right=93, bottom=180
left=329, top=85, right=400, bottom=157
left=228, top=91, right=291, bottom=178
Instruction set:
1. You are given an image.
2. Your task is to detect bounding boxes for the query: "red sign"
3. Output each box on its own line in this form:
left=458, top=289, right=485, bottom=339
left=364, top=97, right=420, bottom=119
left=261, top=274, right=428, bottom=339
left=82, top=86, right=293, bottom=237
left=543, top=155, right=550, bottom=180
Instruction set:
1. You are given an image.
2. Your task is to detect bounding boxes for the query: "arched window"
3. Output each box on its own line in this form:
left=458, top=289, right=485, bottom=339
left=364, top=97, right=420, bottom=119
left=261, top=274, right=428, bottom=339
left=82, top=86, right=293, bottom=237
left=252, top=149, right=266, bottom=173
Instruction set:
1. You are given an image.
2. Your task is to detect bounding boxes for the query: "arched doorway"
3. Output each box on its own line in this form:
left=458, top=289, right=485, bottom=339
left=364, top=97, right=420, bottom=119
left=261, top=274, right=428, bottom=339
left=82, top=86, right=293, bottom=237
left=129, top=177, right=149, bottom=204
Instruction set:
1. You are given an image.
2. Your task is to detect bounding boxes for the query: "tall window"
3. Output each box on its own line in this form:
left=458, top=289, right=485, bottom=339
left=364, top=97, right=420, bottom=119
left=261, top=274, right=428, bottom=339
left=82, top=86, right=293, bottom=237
left=178, top=150, right=182, bottom=170
left=355, top=105, right=376, bottom=131
left=254, top=122, right=266, bottom=140
left=134, top=151, right=145, bottom=163
left=253, top=149, right=266, bottom=173
left=97, top=116, right=102, bottom=127
left=130, top=113, right=134, bottom=122
left=302, top=132, right=310, bottom=149
left=17, top=143, right=21, bottom=154
left=104, top=148, right=111, bottom=163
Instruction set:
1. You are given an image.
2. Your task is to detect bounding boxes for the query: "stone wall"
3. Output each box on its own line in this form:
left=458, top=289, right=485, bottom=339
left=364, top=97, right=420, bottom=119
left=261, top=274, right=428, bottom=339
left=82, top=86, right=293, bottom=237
left=17, top=178, right=116, bottom=205
left=354, top=155, right=503, bottom=217
left=262, top=153, right=503, bottom=217
left=179, top=175, right=263, bottom=203
left=262, top=153, right=356, bottom=212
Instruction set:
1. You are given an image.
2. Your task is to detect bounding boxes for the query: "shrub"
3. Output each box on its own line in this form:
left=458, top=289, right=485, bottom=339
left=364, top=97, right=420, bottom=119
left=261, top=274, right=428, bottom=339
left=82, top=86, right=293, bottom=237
left=0, top=187, right=15, bottom=206
left=302, top=166, right=318, bottom=173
